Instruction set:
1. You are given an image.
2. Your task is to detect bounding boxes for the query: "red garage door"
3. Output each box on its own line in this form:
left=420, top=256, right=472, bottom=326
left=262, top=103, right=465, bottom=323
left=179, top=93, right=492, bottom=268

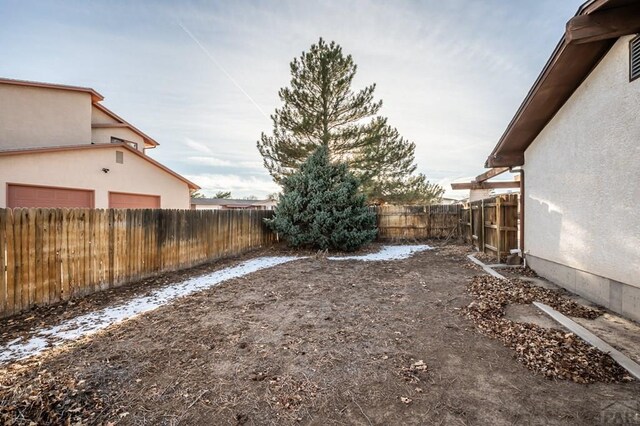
left=7, top=184, right=94, bottom=208
left=109, top=192, right=160, bottom=208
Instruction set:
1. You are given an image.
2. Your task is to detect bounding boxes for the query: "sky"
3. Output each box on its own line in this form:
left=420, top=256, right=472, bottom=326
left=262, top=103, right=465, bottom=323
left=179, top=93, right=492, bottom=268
left=0, top=0, right=585, bottom=198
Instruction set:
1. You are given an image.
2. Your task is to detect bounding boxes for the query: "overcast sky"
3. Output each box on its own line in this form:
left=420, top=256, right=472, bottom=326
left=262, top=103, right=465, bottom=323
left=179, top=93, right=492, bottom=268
left=0, top=0, right=584, bottom=198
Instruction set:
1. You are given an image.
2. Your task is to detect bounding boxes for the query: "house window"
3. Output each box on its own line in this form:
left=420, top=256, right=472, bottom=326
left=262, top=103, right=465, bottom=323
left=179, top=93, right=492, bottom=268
left=111, top=136, right=139, bottom=150
left=116, top=151, right=124, bottom=164
left=631, top=35, right=640, bottom=82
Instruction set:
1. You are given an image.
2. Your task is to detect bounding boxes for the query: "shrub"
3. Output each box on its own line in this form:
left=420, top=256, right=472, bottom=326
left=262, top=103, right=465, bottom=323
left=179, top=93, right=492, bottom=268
left=266, top=146, right=377, bottom=251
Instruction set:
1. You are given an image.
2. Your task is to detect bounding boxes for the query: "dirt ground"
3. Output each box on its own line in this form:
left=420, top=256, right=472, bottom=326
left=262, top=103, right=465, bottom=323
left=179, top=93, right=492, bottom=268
left=1, top=243, right=639, bottom=425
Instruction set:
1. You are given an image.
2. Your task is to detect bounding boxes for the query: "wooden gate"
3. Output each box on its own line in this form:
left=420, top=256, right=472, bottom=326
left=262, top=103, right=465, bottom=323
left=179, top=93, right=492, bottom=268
left=461, top=194, right=518, bottom=261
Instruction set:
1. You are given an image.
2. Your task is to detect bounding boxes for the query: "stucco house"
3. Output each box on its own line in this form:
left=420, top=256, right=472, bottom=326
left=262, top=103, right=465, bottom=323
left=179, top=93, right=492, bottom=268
left=485, top=0, right=640, bottom=321
left=190, top=198, right=276, bottom=210
left=0, top=78, right=198, bottom=209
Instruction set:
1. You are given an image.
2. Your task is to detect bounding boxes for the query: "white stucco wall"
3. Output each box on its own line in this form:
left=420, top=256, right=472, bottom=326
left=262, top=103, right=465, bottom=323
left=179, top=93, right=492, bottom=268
left=524, top=35, right=640, bottom=288
left=0, top=147, right=191, bottom=208
left=0, top=85, right=92, bottom=150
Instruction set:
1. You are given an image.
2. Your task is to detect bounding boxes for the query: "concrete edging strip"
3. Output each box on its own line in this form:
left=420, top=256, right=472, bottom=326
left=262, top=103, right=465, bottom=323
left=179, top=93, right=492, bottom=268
left=533, top=302, right=640, bottom=380
left=467, top=254, right=507, bottom=279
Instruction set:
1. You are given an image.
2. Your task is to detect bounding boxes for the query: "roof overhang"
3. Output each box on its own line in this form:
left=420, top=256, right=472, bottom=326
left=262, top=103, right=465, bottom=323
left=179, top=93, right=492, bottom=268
left=451, top=181, right=520, bottom=191
left=0, top=77, right=104, bottom=102
left=0, top=143, right=199, bottom=190
left=486, top=0, right=640, bottom=168
left=92, top=103, right=159, bottom=148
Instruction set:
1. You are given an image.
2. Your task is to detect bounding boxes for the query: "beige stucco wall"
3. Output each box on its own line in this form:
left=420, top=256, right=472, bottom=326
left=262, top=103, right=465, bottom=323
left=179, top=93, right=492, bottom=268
left=91, top=127, right=145, bottom=152
left=524, top=35, right=640, bottom=289
left=91, top=105, right=119, bottom=125
left=469, top=189, right=492, bottom=202
left=90, top=106, right=145, bottom=152
left=194, top=204, right=223, bottom=210
left=0, top=147, right=191, bottom=208
left=0, top=85, right=92, bottom=150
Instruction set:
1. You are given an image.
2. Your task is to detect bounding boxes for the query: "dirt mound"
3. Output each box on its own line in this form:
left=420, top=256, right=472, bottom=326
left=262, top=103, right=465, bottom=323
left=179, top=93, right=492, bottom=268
left=464, top=276, right=632, bottom=383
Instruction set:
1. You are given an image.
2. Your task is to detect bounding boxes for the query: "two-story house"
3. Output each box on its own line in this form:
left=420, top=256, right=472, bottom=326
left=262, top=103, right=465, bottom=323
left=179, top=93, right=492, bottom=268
left=0, top=78, right=198, bottom=209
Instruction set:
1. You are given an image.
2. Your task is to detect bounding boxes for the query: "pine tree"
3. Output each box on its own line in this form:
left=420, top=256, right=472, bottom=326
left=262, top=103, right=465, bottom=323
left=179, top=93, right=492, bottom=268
left=358, top=118, right=444, bottom=204
left=266, top=146, right=377, bottom=251
left=257, top=38, right=443, bottom=204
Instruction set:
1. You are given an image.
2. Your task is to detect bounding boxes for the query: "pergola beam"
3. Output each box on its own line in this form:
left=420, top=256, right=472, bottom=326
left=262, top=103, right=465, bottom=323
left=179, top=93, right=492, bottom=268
left=451, top=181, right=520, bottom=191
left=566, top=4, right=640, bottom=45
left=474, top=167, right=509, bottom=183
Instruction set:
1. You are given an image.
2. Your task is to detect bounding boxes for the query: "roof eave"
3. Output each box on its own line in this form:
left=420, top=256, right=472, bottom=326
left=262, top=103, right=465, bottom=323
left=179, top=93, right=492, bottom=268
left=486, top=0, right=640, bottom=168
left=0, top=77, right=104, bottom=101
left=92, top=103, right=160, bottom=147
left=0, top=143, right=198, bottom=190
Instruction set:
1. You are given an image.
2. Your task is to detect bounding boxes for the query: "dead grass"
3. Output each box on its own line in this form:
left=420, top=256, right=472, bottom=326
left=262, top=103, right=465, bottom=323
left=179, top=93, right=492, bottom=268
left=0, top=243, right=638, bottom=425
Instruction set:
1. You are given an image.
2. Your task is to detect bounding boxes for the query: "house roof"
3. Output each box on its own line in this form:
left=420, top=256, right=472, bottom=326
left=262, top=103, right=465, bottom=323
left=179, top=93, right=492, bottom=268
left=92, top=103, right=159, bottom=148
left=0, top=77, right=104, bottom=102
left=486, top=0, right=640, bottom=168
left=190, top=198, right=276, bottom=207
left=0, top=77, right=159, bottom=148
left=0, top=143, right=199, bottom=190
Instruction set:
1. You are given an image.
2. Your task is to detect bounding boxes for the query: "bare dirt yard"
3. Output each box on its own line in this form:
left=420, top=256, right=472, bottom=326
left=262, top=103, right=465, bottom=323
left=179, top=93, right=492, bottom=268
left=1, top=243, right=638, bottom=425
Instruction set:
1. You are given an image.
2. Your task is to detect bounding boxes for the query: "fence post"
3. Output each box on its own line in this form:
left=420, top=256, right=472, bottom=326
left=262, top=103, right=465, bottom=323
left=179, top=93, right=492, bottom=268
left=469, top=203, right=474, bottom=247
left=480, top=199, right=485, bottom=254
left=496, top=195, right=502, bottom=262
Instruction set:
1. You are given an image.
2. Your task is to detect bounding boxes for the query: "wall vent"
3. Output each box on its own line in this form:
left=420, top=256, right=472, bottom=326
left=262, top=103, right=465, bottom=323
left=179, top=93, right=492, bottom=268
left=116, top=151, right=124, bottom=164
left=631, top=35, right=640, bottom=82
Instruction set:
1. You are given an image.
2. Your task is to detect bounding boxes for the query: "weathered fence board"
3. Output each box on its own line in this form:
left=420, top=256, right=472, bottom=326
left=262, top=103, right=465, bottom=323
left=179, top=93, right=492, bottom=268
left=0, top=208, right=276, bottom=318
left=461, top=194, right=519, bottom=261
left=0, top=202, right=503, bottom=318
left=374, top=204, right=462, bottom=240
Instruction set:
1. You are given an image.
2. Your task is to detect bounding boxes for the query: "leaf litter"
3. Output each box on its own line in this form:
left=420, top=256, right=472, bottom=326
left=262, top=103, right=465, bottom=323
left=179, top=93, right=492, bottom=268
left=463, top=275, right=632, bottom=383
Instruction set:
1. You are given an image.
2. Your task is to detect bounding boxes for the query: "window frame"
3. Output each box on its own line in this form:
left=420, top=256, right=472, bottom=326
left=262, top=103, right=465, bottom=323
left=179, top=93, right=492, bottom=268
left=630, top=34, right=640, bottom=82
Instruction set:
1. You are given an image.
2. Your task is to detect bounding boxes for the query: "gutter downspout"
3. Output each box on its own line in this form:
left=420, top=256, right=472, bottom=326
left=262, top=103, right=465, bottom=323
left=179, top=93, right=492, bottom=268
left=509, top=167, right=525, bottom=266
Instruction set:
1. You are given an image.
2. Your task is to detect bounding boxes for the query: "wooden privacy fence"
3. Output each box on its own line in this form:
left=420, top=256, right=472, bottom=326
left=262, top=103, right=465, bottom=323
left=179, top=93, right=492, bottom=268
left=0, top=208, right=275, bottom=318
left=374, top=204, right=462, bottom=240
left=461, top=194, right=519, bottom=261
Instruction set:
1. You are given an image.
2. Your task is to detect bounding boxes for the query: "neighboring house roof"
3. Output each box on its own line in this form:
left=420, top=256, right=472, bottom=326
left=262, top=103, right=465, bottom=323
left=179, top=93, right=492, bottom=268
left=92, top=103, right=159, bottom=148
left=0, top=77, right=104, bottom=102
left=486, top=0, right=640, bottom=167
left=191, top=198, right=276, bottom=207
left=0, top=77, right=159, bottom=148
left=0, top=143, right=199, bottom=190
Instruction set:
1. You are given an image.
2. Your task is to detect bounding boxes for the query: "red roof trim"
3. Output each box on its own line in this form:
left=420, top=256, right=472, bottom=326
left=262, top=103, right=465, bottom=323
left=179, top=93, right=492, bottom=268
left=0, top=144, right=199, bottom=190
left=0, top=77, right=104, bottom=102
left=92, top=103, right=159, bottom=147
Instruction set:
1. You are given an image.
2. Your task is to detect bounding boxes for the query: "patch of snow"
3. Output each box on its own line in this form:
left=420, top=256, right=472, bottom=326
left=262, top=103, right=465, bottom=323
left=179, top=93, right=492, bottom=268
left=0, top=256, right=298, bottom=364
left=328, top=245, right=432, bottom=261
left=0, top=245, right=434, bottom=365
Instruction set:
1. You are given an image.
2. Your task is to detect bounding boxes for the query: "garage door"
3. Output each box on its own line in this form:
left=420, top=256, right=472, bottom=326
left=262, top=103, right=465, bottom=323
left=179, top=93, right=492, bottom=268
left=109, top=192, right=160, bottom=209
left=7, top=184, right=94, bottom=208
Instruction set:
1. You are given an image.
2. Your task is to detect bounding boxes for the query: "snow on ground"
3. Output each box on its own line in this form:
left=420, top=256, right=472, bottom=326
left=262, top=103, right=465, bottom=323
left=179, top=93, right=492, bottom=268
left=0, top=256, right=298, bottom=364
left=0, top=245, right=430, bottom=364
left=328, top=244, right=433, bottom=261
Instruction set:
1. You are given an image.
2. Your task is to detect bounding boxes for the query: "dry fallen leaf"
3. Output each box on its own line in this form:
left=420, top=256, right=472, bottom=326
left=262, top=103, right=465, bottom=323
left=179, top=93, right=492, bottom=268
left=463, top=275, right=629, bottom=384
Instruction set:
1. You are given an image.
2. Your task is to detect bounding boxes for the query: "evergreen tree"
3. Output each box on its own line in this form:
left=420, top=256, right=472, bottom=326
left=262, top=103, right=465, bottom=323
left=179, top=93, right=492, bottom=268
left=214, top=191, right=232, bottom=199
left=358, top=119, right=444, bottom=204
left=257, top=38, right=443, bottom=204
left=266, top=146, right=377, bottom=251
